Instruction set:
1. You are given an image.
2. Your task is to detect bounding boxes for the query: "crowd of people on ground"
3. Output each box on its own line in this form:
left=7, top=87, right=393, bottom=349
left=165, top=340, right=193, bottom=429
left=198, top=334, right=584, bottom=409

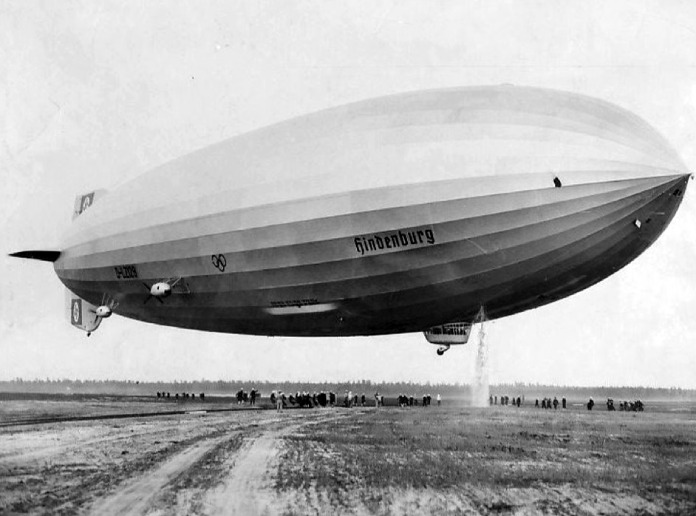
left=154, top=389, right=646, bottom=414
left=235, top=388, right=258, bottom=405
left=269, top=390, right=331, bottom=411
left=396, top=393, right=436, bottom=407
left=487, top=395, right=570, bottom=409
left=606, top=398, right=644, bottom=411
left=536, top=397, right=565, bottom=409
left=263, top=390, right=443, bottom=411
left=487, top=394, right=646, bottom=413
left=156, top=391, right=205, bottom=402
left=491, top=395, right=524, bottom=407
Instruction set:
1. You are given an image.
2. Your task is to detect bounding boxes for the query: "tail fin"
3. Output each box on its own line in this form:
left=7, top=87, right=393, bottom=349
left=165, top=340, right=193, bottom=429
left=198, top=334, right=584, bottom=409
left=10, top=189, right=108, bottom=261
left=66, top=291, right=102, bottom=335
left=9, top=250, right=61, bottom=262
left=73, top=189, right=108, bottom=220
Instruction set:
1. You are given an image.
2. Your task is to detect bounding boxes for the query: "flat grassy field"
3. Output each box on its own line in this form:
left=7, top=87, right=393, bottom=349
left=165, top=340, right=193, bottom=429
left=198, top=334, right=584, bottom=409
left=0, top=396, right=694, bottom=515
left=275, top=403, right=696, bottom=514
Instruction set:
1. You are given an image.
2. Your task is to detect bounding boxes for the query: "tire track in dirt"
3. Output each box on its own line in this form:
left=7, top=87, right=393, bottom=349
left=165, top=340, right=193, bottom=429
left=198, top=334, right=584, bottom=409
left=203, top=412, right=346, bottom=516
left=84, top=415, right=286, bottom=516
left=87, top=435, right=229, bottom=516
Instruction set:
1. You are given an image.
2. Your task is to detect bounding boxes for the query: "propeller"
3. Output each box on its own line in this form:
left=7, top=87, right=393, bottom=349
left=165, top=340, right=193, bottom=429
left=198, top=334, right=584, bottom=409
left=142, top=281, right=174, bottom=304
left=88, top=294, right=119, bottom=317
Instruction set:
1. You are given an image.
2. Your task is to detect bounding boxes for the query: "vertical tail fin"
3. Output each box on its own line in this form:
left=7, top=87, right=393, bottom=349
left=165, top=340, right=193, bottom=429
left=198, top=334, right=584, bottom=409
left=73, top=189, right=108, bottom=220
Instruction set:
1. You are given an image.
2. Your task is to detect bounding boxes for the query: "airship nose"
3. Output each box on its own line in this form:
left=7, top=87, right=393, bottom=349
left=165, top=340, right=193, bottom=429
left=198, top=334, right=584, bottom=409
left=636, top=172, right=690, bottom=233
left=672, top=172, right=690, bottom=197
left=672, top=172, right=691, bottom=202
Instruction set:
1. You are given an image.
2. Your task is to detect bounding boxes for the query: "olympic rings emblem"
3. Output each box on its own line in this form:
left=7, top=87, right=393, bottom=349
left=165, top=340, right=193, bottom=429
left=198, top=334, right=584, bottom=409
left=211, top=254, right=227, bottom=272
left=72, top=300, right=81, bottom=324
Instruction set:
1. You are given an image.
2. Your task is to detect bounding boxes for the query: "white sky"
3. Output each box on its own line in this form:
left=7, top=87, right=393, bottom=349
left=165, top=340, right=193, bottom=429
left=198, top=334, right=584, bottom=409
left=1, top=0, right=696, bottom=387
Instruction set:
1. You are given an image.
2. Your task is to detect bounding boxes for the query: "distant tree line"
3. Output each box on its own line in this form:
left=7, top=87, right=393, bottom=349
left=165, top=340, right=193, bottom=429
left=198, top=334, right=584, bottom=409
left=1, top=378, right=695, bottom=401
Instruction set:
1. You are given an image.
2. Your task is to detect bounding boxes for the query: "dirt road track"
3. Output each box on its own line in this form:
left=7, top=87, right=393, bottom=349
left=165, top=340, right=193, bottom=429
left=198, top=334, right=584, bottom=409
left=204, top=421, right=306, bottom=515
left=85, top=412, right=342, bottom=516
left=88, top=435, right=228, bottom=516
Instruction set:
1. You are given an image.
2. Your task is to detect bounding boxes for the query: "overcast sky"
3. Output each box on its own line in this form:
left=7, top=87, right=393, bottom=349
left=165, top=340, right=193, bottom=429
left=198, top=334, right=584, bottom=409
left=2, top=1, right=695, bottom=388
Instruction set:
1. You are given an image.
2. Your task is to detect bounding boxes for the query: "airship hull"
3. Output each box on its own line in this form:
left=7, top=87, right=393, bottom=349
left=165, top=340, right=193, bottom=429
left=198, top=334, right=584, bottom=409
left=52, top=86, right=690, bottom=336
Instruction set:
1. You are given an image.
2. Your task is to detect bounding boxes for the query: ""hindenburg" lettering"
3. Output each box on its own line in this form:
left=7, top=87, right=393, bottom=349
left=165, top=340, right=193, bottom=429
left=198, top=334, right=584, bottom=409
left=354, top=228, right=435, bottom=256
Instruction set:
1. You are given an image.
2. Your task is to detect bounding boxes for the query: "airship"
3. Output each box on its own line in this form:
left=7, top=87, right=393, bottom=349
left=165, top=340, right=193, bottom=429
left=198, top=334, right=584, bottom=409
left=12, top=85, right=691, bottom=354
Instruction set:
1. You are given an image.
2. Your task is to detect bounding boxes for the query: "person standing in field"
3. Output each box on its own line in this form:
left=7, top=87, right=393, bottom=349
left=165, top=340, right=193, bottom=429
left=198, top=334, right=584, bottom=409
left=276, top=391, right=284, bottom=412
left=436, top=393, right=442, bottom=406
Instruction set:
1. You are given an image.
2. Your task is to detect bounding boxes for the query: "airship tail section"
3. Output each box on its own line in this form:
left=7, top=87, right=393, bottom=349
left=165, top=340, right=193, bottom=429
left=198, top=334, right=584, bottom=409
left=66, top=290, right=102, bottom=336
left=8, top=188, right=107, bottom=262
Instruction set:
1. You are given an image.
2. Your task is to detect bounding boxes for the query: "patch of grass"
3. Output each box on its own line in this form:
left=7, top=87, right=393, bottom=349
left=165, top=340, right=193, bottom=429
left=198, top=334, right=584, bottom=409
left=275, top=407, right=696, bottom=497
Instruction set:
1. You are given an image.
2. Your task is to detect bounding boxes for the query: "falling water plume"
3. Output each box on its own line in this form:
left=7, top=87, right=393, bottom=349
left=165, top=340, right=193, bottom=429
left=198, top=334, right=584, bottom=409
left=471, top=306, right=489, bottom=407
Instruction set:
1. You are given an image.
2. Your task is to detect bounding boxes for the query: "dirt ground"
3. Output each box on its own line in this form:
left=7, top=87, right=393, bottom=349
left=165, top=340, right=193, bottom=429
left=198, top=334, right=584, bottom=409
left=0, top=399, right=694, bottom=515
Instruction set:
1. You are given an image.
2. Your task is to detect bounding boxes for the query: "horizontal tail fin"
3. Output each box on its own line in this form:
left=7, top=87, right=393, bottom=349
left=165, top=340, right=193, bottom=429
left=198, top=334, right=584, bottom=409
left=9, top=250, right=61, bottom=262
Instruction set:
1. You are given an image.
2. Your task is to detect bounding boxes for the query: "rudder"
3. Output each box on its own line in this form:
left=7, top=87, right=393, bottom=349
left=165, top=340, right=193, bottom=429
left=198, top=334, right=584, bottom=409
left=73, top=189, right=108, bottom=220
